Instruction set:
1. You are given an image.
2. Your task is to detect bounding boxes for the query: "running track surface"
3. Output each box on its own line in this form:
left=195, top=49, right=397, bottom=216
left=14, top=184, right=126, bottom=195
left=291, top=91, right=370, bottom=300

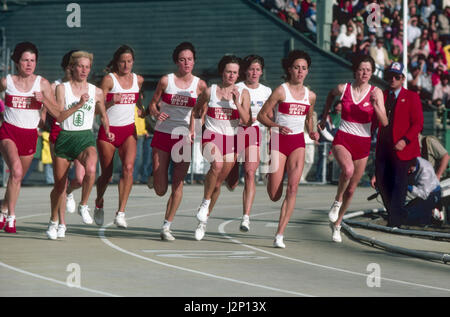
left=1, top=184, right=449, bottom=297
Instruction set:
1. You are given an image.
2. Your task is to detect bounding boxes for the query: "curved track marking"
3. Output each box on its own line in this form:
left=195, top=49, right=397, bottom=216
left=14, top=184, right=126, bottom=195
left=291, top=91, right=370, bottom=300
left=0, top=261, right=120, bottom=297
left=218, top=211, right=450, bottom=293
left=0, top=213, right=120, bottom=297
left=98, top=211, right=313, bottom=297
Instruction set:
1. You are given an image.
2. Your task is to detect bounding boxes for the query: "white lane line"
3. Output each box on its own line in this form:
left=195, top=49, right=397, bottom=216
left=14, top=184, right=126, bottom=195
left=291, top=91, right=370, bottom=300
left=0, top=261, right=119, bottom=297
left=218, top=211, right=450, bottom=293
left=0, top=213, right=119, bottom=297
left=98, top=212, right=314, bottom=297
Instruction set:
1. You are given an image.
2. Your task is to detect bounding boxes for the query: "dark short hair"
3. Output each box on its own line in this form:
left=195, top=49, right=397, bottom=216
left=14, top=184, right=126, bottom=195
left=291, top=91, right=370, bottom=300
left=351, top=55, right=375, bottom=74
left=61, top=49, right=79, bottom=70
left=11, top=42, right=38, bottom=63
left=217, top=55, right=241, bottom=75
left=239, top=54, right=265, bottom=81
left=281, top=50, right=311, bottom=80
left=242, top=54, right=265, bottom=71
left=172, top=42, right=196, bottom=64
left=106, top=45, right=135, bottom=73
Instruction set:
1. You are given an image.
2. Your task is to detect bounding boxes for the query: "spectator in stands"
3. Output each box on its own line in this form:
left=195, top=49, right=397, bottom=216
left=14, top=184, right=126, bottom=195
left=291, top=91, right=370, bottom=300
left=428, top=30, right=439, bottom=52
left=367, top=30, right=377, bottom=48
left=286, top=0, right=301, bottom=28
left=432, top=73, right=450, bottom=108
left=264, top=0, right=289, bottom=22
left=411, top=39, right=430, bottom=65
left=392, top=30, right=404, bottom=54
left=408, top=3, right=419, bottom=20
left=408, top=16, right=422, bottom=45
left=421, top=0, right=436, bottom=24
left=390, top=9, right=402, bottom=34
left=352, top=15, right=364, bottom=37
left=370, top=38, right=391, bottom=78
left=305, top=0, right=317, bottom=35
left=413, top=28, right=430, bottom=51
left=334, top=22, right=357, bottom=60
left=428, top=12, right=439, bottom=33
left=354, top=0, right=369, bottom=21
left=431, top=63, right=448, bottom=86
left=384, top=27, right=394, bottom=53
left=418, top=63, right=433, bottom=106
left=430, top=41, right=448, bottom=68
left=335, top=0, right=353, bottom=25
left=437, top=6, right=450, bottom=40
left=376, top=17, right=390, bottom=38
left=378, top=1, right=390, bottom=20
left=355, top=35, right=371, bottom=58
left=390, top=44, right=402, bottom=62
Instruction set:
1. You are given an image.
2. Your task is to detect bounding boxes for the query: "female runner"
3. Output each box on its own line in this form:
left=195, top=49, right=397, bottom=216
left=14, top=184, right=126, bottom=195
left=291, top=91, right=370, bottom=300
left=47, top=51, right=113, bottom=239
left=148, top=42, right=207, bottom=240
left=257, top=50, right=319, bottom=248
left=0, top=42, right=61, bottom=233
left=319, top=55, right=387, bottom=243
left=226, top=55, right=272, bottom=232
left=193, top=54, right=251, bottom=241
left=94, top=45, right=144, bottom=228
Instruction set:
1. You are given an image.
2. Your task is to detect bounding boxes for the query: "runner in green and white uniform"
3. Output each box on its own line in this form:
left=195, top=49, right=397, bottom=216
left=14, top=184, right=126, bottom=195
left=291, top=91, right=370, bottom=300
left=46, top=51, right=114, bottom=240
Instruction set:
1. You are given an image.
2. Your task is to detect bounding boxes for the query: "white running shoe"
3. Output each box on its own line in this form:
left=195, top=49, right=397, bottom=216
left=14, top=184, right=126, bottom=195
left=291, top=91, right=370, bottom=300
left=273, top=235, right=286, bottom=248
left=328, top=200, right=342, bottom=223
left=66, top=193, right=76, bottom=214
left=330, top=223, right=342, bottom=243
left=114, top=212, right=127, bottom=228
left=78, top=205, right=93, bottom=224
left=196, top=201, right=209, bottom=223
left=240, top=215, right=250, bottom=232
left=94, top=207, right=104, bottom=226
left=194, top=222, right=207, bottom=241
left=46, top=221, right=58, bottom=240
left=160, top=227, right=176, bottom=241
left=57, top=224, right=66, bottom=238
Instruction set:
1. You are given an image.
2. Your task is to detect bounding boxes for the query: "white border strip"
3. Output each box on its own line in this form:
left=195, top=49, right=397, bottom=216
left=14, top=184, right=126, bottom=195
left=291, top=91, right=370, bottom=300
left=218, top=211, right=450, bottom=293
left=98, top=212, right=313, bottom=297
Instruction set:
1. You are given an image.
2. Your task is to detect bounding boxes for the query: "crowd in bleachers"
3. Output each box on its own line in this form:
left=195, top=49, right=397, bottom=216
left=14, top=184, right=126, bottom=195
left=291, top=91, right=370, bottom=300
left=256, top=0, right=450, bottom=110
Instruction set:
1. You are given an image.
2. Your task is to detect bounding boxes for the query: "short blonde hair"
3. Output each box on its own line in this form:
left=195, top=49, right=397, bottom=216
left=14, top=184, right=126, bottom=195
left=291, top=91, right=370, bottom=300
left=69, top=51, right=93, bottom=68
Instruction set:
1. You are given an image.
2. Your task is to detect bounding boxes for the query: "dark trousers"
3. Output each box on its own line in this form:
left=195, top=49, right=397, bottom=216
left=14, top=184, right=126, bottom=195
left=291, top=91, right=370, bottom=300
left=375, top=148, right=414, bottom=227
left=404, top=190, right=441, bottom=225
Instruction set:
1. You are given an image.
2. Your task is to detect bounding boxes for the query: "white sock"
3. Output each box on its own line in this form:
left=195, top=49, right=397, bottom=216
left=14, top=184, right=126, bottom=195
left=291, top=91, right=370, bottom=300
left=201, top=198, right=211, bottom=207
left=163, top=220, right=171, bottom=229
left=275, top=234, right=283, bottom=240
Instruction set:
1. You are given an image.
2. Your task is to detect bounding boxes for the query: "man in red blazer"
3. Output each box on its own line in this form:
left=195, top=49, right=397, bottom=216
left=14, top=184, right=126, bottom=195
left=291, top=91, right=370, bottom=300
left=372, top=62, right=424, bottom=227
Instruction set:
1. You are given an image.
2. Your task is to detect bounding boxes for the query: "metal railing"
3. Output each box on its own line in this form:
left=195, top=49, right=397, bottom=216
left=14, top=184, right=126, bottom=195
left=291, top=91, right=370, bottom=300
left=4, top=136, right=379, bottom=187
